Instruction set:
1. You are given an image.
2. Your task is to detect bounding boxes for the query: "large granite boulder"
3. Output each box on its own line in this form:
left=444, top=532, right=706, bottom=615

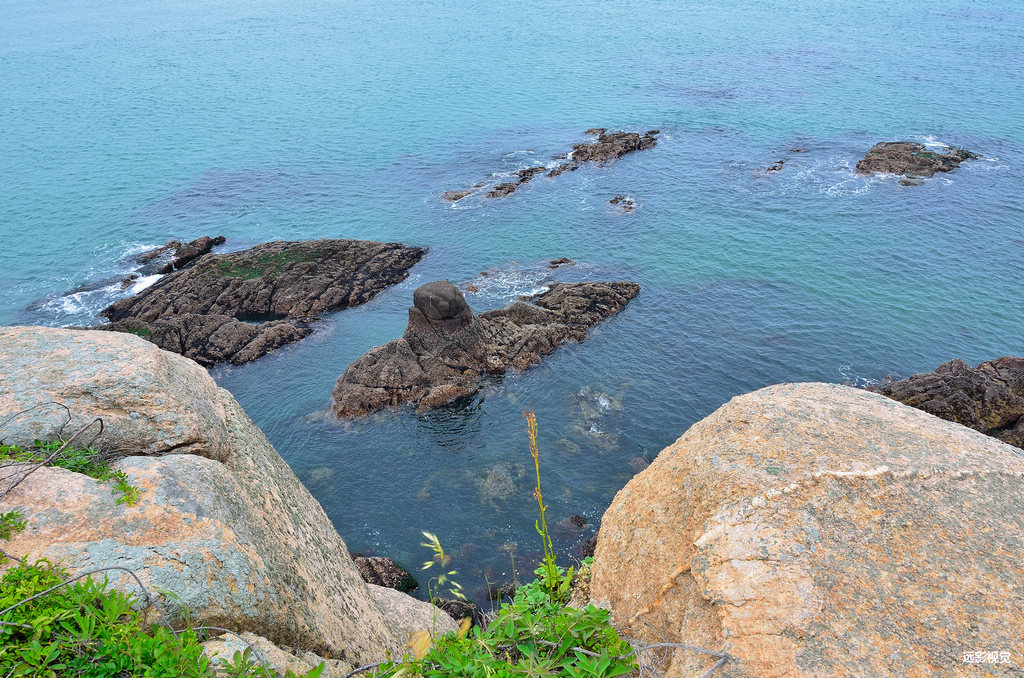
left=0, top=327, right=404, bottom=665
left=591, top=383, right=1024, bottom=677
left=96, top=239, right=426, bottom=366
left=332, top=280, right=640, bottom=416
left=855, top=141, right=980, bottom=180
left=871, top=356, right=1024, bottom=449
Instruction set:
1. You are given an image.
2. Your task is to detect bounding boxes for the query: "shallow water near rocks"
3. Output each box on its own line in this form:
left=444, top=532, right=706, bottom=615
left=2, top=0, right=1023, bottom=603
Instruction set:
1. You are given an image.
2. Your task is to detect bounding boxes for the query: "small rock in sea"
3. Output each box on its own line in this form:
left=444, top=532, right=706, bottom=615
left=548, top=257, right=573, bottom=268
left=645, top=129, right=660, bottom=135
left=555, top=438, right=581, bottom=454
left=486, top=182, right=519, bottom=199
left=352, top=555, right=419, bottom=593
left=584, top=128, right=607, bottom=135
left=789, top=146, right=808, bottom=153
left=436, top=598, right=484, bottom=626
left=855, top=141, right=980, bottom=179
left=465, top=285, right=479, bottom=293
left=608, top=195, right=637, bottom=213
left=766, top=159, right=786, bottom=172
left=479, top=271, right=490, bottom=277
left=580, top=534, right=598, bottom=558
left=441, top=189, right=472, bottom=202
left=899, top=177, right=924, bottom=187
left=157, top=235, right=226, bottom=274
left=119, top=274, right=139, bottom=289
left=515, top=166, right=546, bottom=183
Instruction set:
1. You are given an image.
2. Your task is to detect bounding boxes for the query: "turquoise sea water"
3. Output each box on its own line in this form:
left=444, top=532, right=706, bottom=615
left=3, top=0, right=1023, bottom=602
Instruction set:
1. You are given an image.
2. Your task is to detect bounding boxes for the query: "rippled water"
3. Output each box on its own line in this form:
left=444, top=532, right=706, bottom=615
left=2, top=0, right=1022, bottom=602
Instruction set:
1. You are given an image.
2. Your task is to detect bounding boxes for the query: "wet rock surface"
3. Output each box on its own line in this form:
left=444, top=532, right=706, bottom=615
left=352, top=556, right=419, bottom=593
left=870, top=356, right=1024, bottom=448
left=97, top=239, right=426, bottom=365
left=332, top=279, right=640, bottom=416
left=855, top=141, right=980, bottom=179
left=439, top=128, right=658, bottom=201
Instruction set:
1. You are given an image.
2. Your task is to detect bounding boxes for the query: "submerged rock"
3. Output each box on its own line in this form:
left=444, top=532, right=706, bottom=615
left=591, top=382, right=1024, bottom=677
left=97, top=239, right=426, bottom=365
left=870, top=356, right=1024, bottom=449
left=855, top=141, right=980, bottom=179
left=440, top=189, right=473, bottom=202
left=0, top=327, right=404, bottom=662
left=332, top=279, right=640, bottom=416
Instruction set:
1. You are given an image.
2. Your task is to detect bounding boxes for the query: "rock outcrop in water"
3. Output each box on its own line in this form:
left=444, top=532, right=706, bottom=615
left=440, top=129, right=658, bottom=202
left=96, top=239, right=426, bottom=366
left=0, top=327, right=409, bottom=665
left=591, top=382, right=1024, bottom=677
left=855, top=141, right=980, bottom=182
left=332, top=279, right=639, bottom=416
left=870, top=356, right=1024, bottom=449
left=134, top=235, right=226, bottom=275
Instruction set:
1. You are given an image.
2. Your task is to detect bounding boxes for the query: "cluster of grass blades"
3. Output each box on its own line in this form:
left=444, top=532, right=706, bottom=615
left=1, top=440, right=140, bottom=506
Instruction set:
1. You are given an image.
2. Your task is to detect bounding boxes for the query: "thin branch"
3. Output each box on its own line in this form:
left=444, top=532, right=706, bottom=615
left=698, top=655, right=728, bottom=678
left=0, top=417, right=104, bottom=501
left=341, top=661, right=384, bottom=677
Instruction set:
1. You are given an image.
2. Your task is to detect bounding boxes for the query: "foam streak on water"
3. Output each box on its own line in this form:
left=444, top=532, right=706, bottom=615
left=2, top=0, right=1023, bottom=603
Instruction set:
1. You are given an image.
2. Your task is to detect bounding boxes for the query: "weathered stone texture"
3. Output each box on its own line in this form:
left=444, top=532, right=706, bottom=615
left=0, top=327, right=403, bottom=664
left=591, top=383, right=1024, bottom=677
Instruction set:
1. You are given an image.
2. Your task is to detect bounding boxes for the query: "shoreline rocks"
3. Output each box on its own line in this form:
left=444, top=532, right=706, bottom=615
left=855, top=141, right=980, bottom=181
left=96, top=239, right=426, bottom=366
left=870, top=356, right=1024, bottom=449
left=591, top=382, right=1024, bottom=677
left=332, top=279, right=639, bottom=416
left=440, top=128, right=658, bottom=202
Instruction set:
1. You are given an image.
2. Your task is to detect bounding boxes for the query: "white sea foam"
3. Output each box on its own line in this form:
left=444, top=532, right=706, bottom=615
left=130, top=274, right=163, bottom=293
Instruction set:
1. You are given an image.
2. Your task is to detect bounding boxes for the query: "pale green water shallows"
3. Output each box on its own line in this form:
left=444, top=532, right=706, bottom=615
left=2, top=0, right=1022, bottom=603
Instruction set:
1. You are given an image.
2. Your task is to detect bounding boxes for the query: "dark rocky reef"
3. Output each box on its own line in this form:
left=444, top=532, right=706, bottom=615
left=97, top=239, right=426, bottom=366
left=332, top=279, right=640, bottom=416
left=870, top=356, right=1024, bottom=449
left=855, top=142, right=980, bottom=182
left=440, top=128, right=658, bottom=201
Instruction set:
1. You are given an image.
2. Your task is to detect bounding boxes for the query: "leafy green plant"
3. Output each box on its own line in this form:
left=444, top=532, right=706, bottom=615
left=0, top=558, right=324, bottom=677
left=0, top=510, right=26, bottom=543
left=1, top=440, right=141, bottom=506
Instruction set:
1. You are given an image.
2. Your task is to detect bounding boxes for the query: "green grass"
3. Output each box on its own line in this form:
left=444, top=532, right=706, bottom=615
left=1, top=441, right=140, bottom=506
left=129, top=327, right=152, bottom=338
left=215, top=249, right=320, bottom=280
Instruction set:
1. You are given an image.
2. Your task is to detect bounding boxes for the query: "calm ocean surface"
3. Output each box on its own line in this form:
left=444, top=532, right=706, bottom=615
left=2, top=0, right=1022, bottom=602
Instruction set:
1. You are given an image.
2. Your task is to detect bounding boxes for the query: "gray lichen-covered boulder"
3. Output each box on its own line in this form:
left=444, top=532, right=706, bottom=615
left=96, top=239, right=426, bottom=366
left=0, top=326, right=404, bottom=664
left=332, top=280, right=640, bottom=416
left=870, top=356, right=1024, bottom=449
left=591, top=383, right=1024, bottom=677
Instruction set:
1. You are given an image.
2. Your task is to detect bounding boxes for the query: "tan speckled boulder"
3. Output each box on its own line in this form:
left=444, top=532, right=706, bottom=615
left=591, top=383, right=1024, bottom=677
left=0, top=327, right=403, bottom=664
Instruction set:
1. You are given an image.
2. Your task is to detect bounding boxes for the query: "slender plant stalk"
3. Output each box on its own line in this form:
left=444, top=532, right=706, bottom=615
left=524, top=410, right=559, bottom=600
